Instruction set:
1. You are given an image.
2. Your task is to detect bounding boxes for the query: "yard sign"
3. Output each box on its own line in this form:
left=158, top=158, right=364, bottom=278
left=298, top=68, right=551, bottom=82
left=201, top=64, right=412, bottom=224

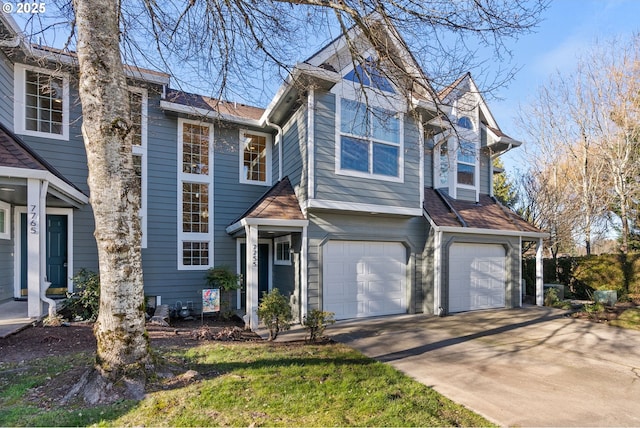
left=202, top=288, right=220, bottom=313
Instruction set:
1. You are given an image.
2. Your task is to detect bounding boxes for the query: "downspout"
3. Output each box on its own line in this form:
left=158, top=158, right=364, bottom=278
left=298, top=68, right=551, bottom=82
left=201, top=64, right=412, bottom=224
left=38, top=181, right=56, bottom=318
left=265, top=118, right=283, bottom=181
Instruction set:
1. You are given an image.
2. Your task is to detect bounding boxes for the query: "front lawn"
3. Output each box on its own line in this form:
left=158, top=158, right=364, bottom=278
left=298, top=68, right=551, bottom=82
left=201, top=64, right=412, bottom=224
left=0, top=341, right=492, bottom=427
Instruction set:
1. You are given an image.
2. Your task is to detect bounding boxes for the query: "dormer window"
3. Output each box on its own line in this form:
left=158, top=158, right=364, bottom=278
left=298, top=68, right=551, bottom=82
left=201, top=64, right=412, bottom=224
left=457, top=116, right=474, bottom=130
left=343, top=58, right=395, bottom=93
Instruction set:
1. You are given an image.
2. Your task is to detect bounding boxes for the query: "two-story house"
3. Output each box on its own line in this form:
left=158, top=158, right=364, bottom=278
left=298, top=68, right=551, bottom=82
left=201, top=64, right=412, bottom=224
left=0, top=12, right=545, bottom=329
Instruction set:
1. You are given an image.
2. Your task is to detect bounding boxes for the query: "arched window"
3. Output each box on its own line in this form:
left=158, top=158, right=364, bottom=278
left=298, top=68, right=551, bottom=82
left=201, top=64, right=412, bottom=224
left=457, top=116, right=473, bottom=130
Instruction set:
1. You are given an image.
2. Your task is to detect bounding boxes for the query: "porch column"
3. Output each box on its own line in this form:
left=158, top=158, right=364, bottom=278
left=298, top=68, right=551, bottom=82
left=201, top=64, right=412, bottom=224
left=300, top=225, right=308, bottom=322
left=535, top=238, right=544, bottom=306
left=26, top=178, right=46, bottom=318
left=245, top=224, right=259, bottom=329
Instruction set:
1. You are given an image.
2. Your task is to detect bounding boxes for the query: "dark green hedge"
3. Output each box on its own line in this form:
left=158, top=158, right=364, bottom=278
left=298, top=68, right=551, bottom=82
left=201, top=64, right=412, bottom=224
left=522, top=253, right=640, bottom=299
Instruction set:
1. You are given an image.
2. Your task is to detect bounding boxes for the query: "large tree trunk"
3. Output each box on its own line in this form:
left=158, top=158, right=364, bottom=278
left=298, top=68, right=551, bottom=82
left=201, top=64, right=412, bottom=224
left=73, top=0, right=150, bottom=403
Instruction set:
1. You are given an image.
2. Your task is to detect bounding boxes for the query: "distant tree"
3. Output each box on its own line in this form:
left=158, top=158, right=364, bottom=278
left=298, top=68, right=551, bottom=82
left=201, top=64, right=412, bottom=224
left=492, top=158, right=518, bottom=208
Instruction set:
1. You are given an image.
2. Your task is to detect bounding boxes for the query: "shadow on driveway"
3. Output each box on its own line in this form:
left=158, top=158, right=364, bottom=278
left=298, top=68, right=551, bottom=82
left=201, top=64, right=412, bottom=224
left=326, top=306, right=640, bottom=427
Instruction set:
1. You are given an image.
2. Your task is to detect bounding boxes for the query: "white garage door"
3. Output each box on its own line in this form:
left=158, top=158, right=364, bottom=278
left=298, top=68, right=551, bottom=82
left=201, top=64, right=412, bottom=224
left=323, top=241, right=406, bottom=320
left=449, top=243, right=506, bottom=313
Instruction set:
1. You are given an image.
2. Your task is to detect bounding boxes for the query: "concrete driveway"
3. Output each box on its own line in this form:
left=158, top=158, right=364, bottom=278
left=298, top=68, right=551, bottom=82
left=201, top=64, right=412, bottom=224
left=325, top=306, right=640, bottom=427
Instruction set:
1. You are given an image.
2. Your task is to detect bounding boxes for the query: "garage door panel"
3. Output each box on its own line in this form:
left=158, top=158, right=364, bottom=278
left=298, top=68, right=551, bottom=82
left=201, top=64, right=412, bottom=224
left=449, top=243, right=506, bottom=313
left=324, top=241, right=406, bottom=320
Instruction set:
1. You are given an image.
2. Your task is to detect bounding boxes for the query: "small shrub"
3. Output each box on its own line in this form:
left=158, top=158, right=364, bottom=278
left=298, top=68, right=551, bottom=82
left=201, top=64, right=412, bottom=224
left=62, top=269, right=100, bottom=321
left=205, top=266, right=242, bottom=319
left=583, top=302, right=605, bottom=321
left=544, top=287, right=559, bottom=307
left=256, top=288, right=292, bottom=340
left=303, top=309, right=335, bottom=342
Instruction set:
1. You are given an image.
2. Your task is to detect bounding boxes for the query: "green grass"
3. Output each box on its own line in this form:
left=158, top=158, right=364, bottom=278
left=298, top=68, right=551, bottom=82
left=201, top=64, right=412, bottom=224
left=1, top=343, right=493, bottom=427
left=610, top=308, right=640, bottom=330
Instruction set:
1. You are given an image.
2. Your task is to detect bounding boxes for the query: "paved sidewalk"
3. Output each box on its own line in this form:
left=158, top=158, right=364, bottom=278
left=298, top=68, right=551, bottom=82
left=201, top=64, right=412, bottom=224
left=321, top=307, right=640, bottom=427
left=0, top=300, right=34, bottom=338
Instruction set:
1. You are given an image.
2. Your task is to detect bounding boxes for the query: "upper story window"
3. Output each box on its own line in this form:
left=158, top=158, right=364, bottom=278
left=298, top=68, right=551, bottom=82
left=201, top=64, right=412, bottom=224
left=457, top=116, right=474, bottom=130
left=178, top=119, right=213, bottom=270
left=338, top=98, right=402, bottom=180
left=14, top=64, right=69, bottom=140
left=240, top=130, right=272, bottom=185
left=457, top=140, right=477, bottom=186
left=343, top=58, right=395, bottom=93
left=0, top=201, right=9, bottom=240
left=129, top=87, right=147, bottom=248
left=182, top=122, right=210, bottom=175
left=438, top=141, right=450, bottom=187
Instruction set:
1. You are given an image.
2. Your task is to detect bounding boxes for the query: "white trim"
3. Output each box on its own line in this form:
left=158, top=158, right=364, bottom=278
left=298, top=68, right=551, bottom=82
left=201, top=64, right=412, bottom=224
left=13, top=206, right=74, bottom=297
left=130, top=86, right=148, bottom=248
left=455, top=139, right=478, bottom=193
left=14, top=63, right=70, bottom=141
left=433, top=229, right=442, bottom=315
left=177, top=118, right=214, bottom=270
left=436, top=225, right=547, bottom=239
left=0, top=200, right=9, bottom=239
left=236, top=237, right=274, bottom=309
left=274, top=235, right=292, bottom=266
left=307, top=88, right=315, bottom=199
left=418, top=115, right=425, bottom=208
left=226, top=218, right=309, bottom=235
left=306, top=199, right=422, bottom=216
left=334, top=95, right=405, bottom=183
left=160, top=100, right=261, bottom=128
left=239, top=129, right=273, bottom=186
left=0, top=166, right=88, bottom=206
left=301, top=225, right=308, bottom=322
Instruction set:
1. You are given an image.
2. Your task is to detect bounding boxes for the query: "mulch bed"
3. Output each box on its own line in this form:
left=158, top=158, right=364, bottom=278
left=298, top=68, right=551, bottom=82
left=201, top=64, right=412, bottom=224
left=0, top=316, right=261, bottom=364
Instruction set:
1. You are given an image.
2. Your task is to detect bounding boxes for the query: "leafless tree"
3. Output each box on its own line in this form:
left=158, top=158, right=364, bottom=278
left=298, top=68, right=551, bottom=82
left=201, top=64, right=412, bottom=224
left=19, top=0, right=549, bottom=402
left=517, top=35, right=640, bottom=256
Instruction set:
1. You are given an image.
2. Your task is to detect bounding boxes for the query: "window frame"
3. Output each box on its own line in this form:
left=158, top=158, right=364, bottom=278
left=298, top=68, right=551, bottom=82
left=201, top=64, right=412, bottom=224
left=456, top=139, right=477, bottom=189
left=0, top=201, right=10, bottom=240
left=177, top=118, right=214, bottom=270
left=239, top=129, right=272, bottom=186
left=129, top=87, right=148, bottom=248
left=14, top=64, right=70, bottom=141
left=274, top=235, right=292, bottom=266
left=335, top=97, right=404, bottom=183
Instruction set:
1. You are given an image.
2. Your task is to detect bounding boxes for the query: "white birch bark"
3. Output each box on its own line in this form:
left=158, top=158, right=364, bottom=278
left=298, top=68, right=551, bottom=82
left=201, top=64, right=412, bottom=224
left=72, top=0, right=150, bottom=395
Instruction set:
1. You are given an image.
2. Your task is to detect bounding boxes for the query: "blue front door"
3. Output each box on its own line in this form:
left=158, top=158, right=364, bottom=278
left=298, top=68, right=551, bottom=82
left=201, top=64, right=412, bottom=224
left=20, top=213, right=68, bottom=296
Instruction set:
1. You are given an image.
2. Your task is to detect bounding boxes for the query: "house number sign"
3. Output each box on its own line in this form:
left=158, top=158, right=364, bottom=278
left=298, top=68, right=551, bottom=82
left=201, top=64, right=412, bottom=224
left=29, top=204, right=38, bottom=234
left=252, top=244, right=258, bottom=267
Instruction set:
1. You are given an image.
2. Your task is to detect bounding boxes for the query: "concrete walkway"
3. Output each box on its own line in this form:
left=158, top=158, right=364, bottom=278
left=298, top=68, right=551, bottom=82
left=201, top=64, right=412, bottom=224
left=320, top=307, right=640, bottom=427
left=0, top=300, right=34, bottom=338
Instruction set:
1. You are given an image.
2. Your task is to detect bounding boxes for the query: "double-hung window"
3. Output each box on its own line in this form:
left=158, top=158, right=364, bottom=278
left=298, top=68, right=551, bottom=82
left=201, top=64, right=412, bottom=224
left=178, top=119, right=213, bottom=269
left=338, top=98, right=402, bottom=180
left=457, top=140, right=476, bottom=186
left=129, top=88, right=148, bottom=247
left=14, top=64, right=69, bottom=140
left=240, top=130, right=272, bottom=185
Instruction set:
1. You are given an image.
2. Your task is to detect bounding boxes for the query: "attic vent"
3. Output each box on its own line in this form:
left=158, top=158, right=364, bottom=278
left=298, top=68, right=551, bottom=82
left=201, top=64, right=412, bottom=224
left=318, top=62, right=337, bottom=73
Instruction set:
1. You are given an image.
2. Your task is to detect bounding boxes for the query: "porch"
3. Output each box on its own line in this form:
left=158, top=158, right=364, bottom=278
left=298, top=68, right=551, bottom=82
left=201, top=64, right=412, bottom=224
left=0, top=299, right=32, bottom=338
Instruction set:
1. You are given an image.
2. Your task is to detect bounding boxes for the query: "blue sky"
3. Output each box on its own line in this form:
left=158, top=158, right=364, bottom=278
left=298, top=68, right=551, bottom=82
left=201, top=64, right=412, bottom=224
left=490, top=0, right=640, bottom=174
left=7, top=0, right=638, bottom=177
